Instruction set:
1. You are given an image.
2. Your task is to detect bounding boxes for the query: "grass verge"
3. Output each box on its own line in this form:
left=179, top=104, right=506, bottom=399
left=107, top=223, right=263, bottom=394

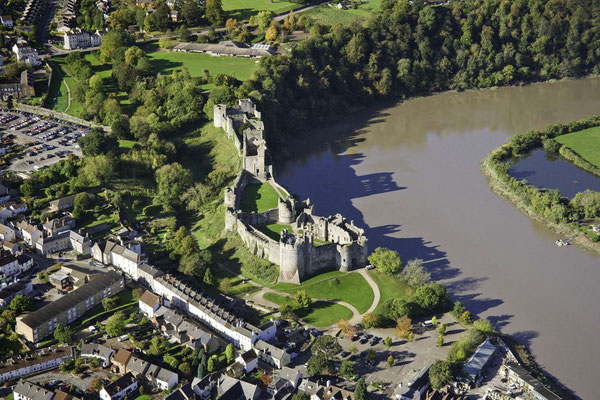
left=263, top=292, right=354, bottom=327
left=273, top=270, right=374, bottom=313
left=368, top=270, right=410, bottom=312
left=240, top=182, right=280, bottom=212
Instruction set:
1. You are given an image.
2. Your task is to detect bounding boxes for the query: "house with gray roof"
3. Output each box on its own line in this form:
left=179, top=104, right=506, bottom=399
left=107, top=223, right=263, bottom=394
left=253, top=339, right=290, bottom=368
left=462, top=338, right=497, bottom=381
left=125, top=355, right=150, bottom=377
left=16, top=271, right=125, bottom=342
left=137, top=263, right=164, bottom=288
left=217, top=375, right=261, bottom=400
left=99, top=372, right=138, bottom=400
left=0, top=280, right=33, bottom=307
left=1, top=347, right=74, bottom=383
left=13, top=379, right=54, bottom=400
left=154, top=367, right=179, bottom=391
left=80, top=343, right=115, bottom=368
left=42, top=216, right=75, bottom=237
left=173, top=41, right=275, bottom=58
left=48, top=194, right=76, bottom=213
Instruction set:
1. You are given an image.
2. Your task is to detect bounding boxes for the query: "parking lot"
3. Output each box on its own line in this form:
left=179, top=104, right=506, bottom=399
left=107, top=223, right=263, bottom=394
left=0, top=109, right=85, bottom=174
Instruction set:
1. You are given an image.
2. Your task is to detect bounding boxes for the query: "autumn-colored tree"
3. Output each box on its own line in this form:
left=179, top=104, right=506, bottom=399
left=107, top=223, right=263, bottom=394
left=260, top=373, right=273, bottom=389
left=396, top=316, right=412, bottom=337
left=265, top=24, right=279, bottom=42
left=361, top=312, right=381, bottom=328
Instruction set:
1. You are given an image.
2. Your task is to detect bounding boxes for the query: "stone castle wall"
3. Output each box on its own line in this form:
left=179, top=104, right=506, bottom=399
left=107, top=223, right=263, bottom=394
left=216, top=99, right=368, bottom=283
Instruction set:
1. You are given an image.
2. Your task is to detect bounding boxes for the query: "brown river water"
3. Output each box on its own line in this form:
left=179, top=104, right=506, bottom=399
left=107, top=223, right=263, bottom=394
left=277, top=77, right=600, bottom=399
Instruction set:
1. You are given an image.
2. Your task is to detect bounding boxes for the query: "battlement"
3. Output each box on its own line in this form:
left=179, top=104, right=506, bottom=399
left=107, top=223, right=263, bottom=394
left=215, top=100, right=368, bottom=283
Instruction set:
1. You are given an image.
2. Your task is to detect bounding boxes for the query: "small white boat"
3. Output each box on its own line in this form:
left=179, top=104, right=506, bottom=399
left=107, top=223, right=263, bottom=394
left=556, top=239, right=570, bottom=246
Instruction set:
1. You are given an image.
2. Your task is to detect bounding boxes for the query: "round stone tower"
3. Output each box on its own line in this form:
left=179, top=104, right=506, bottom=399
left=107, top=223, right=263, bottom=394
left=278, top=230, right=305, bottom=283
left=278, top=197, right=296, bottom=225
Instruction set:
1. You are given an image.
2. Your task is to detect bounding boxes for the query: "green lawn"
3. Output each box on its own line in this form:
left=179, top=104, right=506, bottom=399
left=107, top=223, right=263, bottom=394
left=301, top=4, right=368, bottom=26
left=257, top=223, right=292, bottom=240
left=143, top=44, right=259, bottom=88
left=223, top=0, right=299, bottom=21
left=273, top=270, right=374, bottom=313
left=368, top=270, right=410, bottom=312
left=556, top=126, right=600, bottom=168
left=263, top=292, right=353, bottom=327
left=240, top=182, right=280, bottom=212
left=119, top=139, right=137, bottom=150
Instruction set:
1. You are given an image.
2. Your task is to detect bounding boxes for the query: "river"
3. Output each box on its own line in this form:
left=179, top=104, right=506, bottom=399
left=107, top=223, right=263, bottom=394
left=276, top=77, right=600, bottom=400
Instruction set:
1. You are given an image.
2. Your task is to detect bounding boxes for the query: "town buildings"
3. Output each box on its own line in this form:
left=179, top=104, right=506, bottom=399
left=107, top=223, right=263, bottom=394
left=63, top=30, right=103, bottom=50
left=16, top=271, right=125, bottom=342
left=99, top=372, right=138, bottom=400
left=12, top=44, right=41, bottom=66
left=0, top=15, right=13, bottom=27
left=0, top=280, right=33, bottom=306
left=80, top=343, right=115, bottom=368
left=13, top=379, right=54, bottom=400
left=173, top=41, right=276, bottom=58
left=0, top=348, right=74, bottom=383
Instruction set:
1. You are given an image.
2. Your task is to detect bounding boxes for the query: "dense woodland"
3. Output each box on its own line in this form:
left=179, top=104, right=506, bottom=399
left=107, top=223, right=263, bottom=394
left=233, top=0, right=600, bottom=148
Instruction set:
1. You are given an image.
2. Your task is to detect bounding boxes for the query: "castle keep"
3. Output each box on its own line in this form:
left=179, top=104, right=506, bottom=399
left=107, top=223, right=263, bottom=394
left=215, top=100, right=368, bottom=283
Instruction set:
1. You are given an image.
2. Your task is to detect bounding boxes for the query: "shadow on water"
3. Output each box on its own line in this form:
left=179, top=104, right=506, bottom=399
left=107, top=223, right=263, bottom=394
left=277, top=104, right=507, bottom=320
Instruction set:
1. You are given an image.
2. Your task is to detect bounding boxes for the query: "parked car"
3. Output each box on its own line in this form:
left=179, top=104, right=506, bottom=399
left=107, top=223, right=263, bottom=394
left=340, top=351, right=350, bottom=358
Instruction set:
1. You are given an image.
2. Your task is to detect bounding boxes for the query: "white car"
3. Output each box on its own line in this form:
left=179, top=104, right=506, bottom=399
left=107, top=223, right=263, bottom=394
left=366, top=264, right=375, bottom=270
left=88, top=325, right=97, bottom=332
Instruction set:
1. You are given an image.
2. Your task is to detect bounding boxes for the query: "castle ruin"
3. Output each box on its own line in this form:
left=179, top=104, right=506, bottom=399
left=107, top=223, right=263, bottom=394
left=215, top=100, right=368, bottom=283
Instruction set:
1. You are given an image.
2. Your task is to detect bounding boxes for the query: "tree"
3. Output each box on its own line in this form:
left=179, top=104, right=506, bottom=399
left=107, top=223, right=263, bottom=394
left=265, top=24, right=278, bottom=41
left=203, top=268, right=214, bottom=285
left=111, top=114, right=131, bottom=139
left=368, top=247, right=402, bottom=275
left=384, top=337, right=392, bottom=349
left=102, top=296, right=118, bottom=311
left=280, top=304, right=297, bottom=320
left=164, top=354, right=179, bottom=369
left=361, top=312, right=381, bottom=328
left=291, top=393, right=309, bottom=400
left=179, top=252, right=211, bottom=276
left=4, top=62, right=29, bottom=82
left=312, top=335, right=342, bottom=360
left=340, top=360, right=355, bottom=378
left=9, top=295, right=31, bottom=313
left=401, top=259, right=431, bottom=289
left=355, top=378, right=368, bottom=400
left=387, top=354, right=394, bottom=367
left=105, top=312, right=125, bottom=337
left=219, top=278, right=232, bottom=294
left=179, top=26, right=192, bottom=42
left=473, top=319, right=494, bottom=336
left=451, top=301, right=465, bottom=319
left=181, top=0, right=203, bottom=26
left=99, top=30, right=126, bottom=62
left=153, top=2, right=171, bottom=32
left=225, top=343, right=235, bottom=364
left=207, top=355, right=217, bottom=372
left=257, top=11, right=274, bottom=31
left=429, top=360, right=453, bottom=390
left=408, top=332, right=414, bottom=341
left=437, top=335, right=444, bottom=347
left=367, top=349, right=376, bottom=362
left=197, top=349, right=208, bottom=378
left=155, top=163, right=193, bottom=211
left=307, top=353, right=328, bottom=375
left=438, top=324, right=446, bottom=335
left=295, top=290, right=311, bottom=309
left=431, top=316, right=438, bottom=326
left=205, top=0, right=224, bottom=25
left=460, top=311, right=473, bottom=325
left=78, top=130, right=117, bottom=156
left=337, top=319, right=354, bottom=336
left=89, top=74, right=104, bottom=93
left=396, top=316, right=412, bottom=337
left=54, top=323, right=73, bottom=344
left=73, top=192, right=93, bottom=219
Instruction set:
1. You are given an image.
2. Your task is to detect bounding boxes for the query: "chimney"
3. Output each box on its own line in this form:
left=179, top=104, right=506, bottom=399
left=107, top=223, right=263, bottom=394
left=326, top=380, right=331, bottom=388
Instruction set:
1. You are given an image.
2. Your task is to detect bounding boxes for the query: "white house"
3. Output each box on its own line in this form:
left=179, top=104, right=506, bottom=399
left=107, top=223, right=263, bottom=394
left=267, top=367, right=302, bottom=396
left=16, top=221, right=42, bottom=246
left=13, top=380, right=54, bottom=400
left=235, top=350, right=258, bottom=373
left=99, top=372, right=138, bottom=400
left=0, top=280, right=33, bottom=307
left=1, top=348, right=73, bottom=383
left=139, top=290, right=161, bottom=318
left=0, top=223, right=16, bottom=242
left=154, top=367, right=179, bottom=391
left=11, top=44, right=41, bottom=66
left=0, top=253, right=19, bottom=278
left=63, top=30, right=102, bottom=50
left=9, top=203, right=28, bottom=215
left=92, top=240, right=140, bottom=278
left=80, top=343, right=115, bottom=368
left=253, top=339, right=291, bottom=368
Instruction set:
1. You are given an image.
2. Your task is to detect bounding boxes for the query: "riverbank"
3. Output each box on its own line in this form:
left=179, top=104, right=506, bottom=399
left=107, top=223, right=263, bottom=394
left=480, top=115, right=600, bottom=255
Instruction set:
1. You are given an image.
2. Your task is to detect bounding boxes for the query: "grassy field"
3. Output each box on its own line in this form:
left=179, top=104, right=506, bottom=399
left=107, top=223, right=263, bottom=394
left=257, top=223, right=292, bottom=240
left=263, top=292, right=354, bottom=327
left=223, top=0, right=299, bottom=21
left=556, top=126, right=600, bottom=168
left=240, top=182, right=280, bottom=212
left=302, top=4, right=368, bottom=26
left=368, top=270, right=410, bottom=312
left=143, top=44, right=259, bottom=88
left=273, top=270, right=374, bottom=313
